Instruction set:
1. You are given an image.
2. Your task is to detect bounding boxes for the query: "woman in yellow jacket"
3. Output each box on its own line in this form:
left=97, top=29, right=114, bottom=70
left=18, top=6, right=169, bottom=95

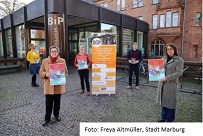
left=26, top=43, right=40, bottom=87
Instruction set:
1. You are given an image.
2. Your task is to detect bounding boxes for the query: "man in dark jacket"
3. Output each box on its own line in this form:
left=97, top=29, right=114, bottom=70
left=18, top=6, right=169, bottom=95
left=127, top=42, right=142, bottom=89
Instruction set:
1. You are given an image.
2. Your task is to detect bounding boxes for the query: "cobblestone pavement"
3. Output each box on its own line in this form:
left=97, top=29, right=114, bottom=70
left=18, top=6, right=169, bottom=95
left=0, top=67, right=202, bottom=136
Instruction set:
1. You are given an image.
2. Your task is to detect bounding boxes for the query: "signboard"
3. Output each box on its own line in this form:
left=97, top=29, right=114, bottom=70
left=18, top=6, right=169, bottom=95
left=47, top=13, right=65, bottom=49
left=148, top=59, right=165, bottom=81
left=91, top=34, right=116, bottom=95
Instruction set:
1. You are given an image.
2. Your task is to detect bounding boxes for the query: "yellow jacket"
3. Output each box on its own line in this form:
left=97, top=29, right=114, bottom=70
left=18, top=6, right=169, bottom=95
left=26, top=50, right=40, bottom=64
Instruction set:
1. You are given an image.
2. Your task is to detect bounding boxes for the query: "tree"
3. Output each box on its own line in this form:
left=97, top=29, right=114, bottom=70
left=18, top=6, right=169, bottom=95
left=0, top=0, right=26, bottom=18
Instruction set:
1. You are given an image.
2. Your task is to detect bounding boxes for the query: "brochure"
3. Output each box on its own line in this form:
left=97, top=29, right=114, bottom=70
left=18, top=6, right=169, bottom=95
left=77, top=55, right=88, bottom=70
left=49, top=63, right=66, bottom=85
left=78, top=60, right=88, bottom=70
left=148, top=59, right=165, bottom=81
left=131, top=58, right=136, bottom=64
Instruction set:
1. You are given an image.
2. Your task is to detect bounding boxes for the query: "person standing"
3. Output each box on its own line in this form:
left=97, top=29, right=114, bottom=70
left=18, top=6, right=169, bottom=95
left=74, top=45, right=91, bottom=96
left=127, top=42, right=142, bottom=90
left=26, top=43, right=40, bottom=87
left=157, top=43, right=184, bottom=122
left=39, top=46, right=68, bottom=126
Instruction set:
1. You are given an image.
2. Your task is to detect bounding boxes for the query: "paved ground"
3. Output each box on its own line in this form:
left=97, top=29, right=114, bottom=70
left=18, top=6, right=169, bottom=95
left=0, top=67, right=202, bottom=136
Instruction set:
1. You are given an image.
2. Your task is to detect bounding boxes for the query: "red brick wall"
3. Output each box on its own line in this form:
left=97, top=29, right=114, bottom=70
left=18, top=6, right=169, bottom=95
left=95, top=0, right=202, bottom=62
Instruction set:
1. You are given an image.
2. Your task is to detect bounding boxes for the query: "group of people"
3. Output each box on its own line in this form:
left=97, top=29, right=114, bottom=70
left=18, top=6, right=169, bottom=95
left=26, top=42, right=183, bottom=126
left=127, top=42, right=184, bottom=122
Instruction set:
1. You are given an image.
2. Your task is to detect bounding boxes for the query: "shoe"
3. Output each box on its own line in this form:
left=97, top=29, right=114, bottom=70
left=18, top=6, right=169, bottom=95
left=80, top=90, right=84, bottom=94
left=86, top=92, right=90, bottom=96
left=55, top=116, right=61, bottom=122
left=158, top=120, right=165, bottom=122
left=136, top=86, right=140, bottom=90
left=31, top=84, right=35, bottom=87
left=42, top=120, right=49, bottom=126
left=34, top=83, right=39, bottom=87
left=127, top=86, right=132, bottom=89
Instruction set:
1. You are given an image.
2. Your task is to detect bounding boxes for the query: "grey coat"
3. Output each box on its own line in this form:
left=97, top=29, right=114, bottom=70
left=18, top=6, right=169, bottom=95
left=157, top=56, right=184, bottom=109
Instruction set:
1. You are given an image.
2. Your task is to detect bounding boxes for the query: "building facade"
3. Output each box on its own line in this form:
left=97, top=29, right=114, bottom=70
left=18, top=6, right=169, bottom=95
left=95, top=0, right=202, bottom=62
left=0, top=0, right=149, bottom=65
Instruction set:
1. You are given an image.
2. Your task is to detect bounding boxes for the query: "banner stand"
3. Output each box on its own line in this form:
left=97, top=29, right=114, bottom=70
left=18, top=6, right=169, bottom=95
left=91, top=33, right=117, bottom=96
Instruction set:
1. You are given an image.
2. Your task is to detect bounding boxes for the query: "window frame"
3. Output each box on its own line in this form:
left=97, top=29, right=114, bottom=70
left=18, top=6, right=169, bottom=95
left=152, top=14, right=158, bottom=29
left=150, top=40, right=164, bottom=57
left=160, top=14, right=165, bottom=28
left=195, top=12, right=201, bottom=26
left=166, top=11, right=172, bottom=27
left=133, top=0, right=143, bottom=8
left=117, top=0, right=120, bottom=11
left=121, top=0, right=126, bottom=10
left=172, top=12, right=178, bottom=27
left=152, top=0, right=159, bottom=4
left=138, top=16, right=143, bottom=20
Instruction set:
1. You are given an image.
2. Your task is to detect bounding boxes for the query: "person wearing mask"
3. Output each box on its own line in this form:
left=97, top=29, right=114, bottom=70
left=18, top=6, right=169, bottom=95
left=74, top=45, right=91, bottom=96
left=157, top=43, right=184, bottom=122
left=26, top=43, right=40, bottom=87
left=127, top=42, right=142, bottom=90
left=39, top=45, right=68, bottom=126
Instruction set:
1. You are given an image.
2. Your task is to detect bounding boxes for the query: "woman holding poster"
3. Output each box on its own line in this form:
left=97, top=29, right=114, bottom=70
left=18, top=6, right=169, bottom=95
left=26, top=43, right=40, bottom=87
left=74, top=45, right=91, bottom=96
left=157, top=43, right=184, bottom=122
left=39, top=46, right=68, bottom=126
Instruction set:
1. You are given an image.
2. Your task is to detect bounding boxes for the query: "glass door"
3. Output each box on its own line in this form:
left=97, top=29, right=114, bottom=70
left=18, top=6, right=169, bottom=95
left=69, top=29, right=78, bottom=64
left=69, top=42, right=78, bottom=64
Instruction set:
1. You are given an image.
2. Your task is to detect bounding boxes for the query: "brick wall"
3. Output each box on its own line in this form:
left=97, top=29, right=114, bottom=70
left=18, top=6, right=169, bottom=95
left=95, top=0, right=202, bottom=62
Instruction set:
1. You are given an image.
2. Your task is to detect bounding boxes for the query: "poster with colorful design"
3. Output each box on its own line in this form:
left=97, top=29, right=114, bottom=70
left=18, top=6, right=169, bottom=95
left=77, top=55, right=88, bottom=70
left=49, top=63, right=66, bottom=85
left=148, top=59, right=165, bottom=81
left=91, top=34, right=116, bottom=95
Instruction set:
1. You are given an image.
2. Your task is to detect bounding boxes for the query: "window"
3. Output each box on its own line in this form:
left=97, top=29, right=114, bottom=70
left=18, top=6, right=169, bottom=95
left=139, top=0, right=143, bottom=7
left=117, top=0, right=126, bottom=10
left=195, top=13, right=201, bottom=26
left=30, top=29, right=46, bottom=59
left=166, top=11, right=171, bottom=27
left=133, top=0, right=143, bottom=8
left=172, top=12, right=178, bottom=26
left=138, top=16, right=143, bottom=20
left=5, top=29, right=13, bottom=57
left=150, top=40, right=164, bottom=56
left=101, top=23, right=119, bottom=56
left=153, top=15, right=158, bottom=29
left=15, top=25, right=26, bottom=58
left=137, top=31, right=144, bottom=54
left=160, top=14, right=165, bottom=28
left=153, top=0, right=159, bottom=4
left=104, top=3, right=108, bottom=7
left=121, top=0, right=125, bottom=10
left=0, top=32, right=3, bottom=57
left=122, top=28, right=134, bottom=56
left=101, top=3, right=108, bottom=7
left=117, top=0, right=120, bottom=11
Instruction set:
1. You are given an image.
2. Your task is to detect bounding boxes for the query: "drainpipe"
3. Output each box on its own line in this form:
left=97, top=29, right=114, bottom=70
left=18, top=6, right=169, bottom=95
left=181, top=0, right=186, bottom=58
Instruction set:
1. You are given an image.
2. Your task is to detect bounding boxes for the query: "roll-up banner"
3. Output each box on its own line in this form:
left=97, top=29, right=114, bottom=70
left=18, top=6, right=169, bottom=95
left=47, top=13, right=65, bottom=48
left=91, top=33, right=116, bottom=95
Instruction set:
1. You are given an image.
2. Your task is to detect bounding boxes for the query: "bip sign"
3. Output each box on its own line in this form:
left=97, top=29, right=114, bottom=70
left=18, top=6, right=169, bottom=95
left=48, top=14, right=64, bottom=25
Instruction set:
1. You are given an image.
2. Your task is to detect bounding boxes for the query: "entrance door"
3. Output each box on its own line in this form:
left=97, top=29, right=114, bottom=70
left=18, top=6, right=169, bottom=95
left=69, top=42, right=78, bottom=64
left=69, top=29, right=78, bottom=64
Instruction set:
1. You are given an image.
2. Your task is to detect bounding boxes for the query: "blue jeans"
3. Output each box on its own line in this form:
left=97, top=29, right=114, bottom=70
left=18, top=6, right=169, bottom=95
left=161, top=107, right=175, bottom=122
